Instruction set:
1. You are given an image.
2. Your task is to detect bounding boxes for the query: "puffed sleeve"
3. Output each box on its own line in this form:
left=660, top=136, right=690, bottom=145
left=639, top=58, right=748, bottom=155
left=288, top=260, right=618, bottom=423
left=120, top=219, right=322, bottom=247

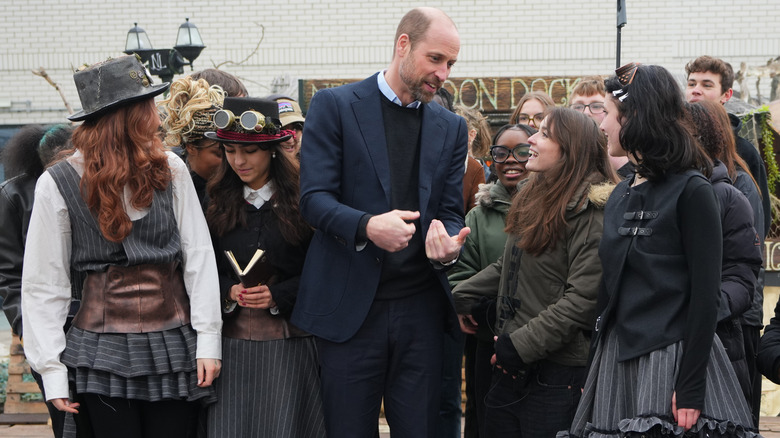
left=168, top=153, right=222, bottom=360
left=21, top=172, right=73, bottom=400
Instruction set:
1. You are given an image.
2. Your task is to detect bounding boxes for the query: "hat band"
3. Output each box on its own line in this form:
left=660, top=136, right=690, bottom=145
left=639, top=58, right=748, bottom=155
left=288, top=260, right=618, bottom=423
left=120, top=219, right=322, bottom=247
left=216, top=129, right=293, bottom=142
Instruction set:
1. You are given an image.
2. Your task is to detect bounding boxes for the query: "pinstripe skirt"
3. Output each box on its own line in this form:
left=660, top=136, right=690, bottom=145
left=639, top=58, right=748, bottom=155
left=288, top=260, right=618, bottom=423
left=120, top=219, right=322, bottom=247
left=558, top=327, right=760, bottom=438
left=61, top=325, right=216, bottom=403
left=205, top=335, right=326, bottom=438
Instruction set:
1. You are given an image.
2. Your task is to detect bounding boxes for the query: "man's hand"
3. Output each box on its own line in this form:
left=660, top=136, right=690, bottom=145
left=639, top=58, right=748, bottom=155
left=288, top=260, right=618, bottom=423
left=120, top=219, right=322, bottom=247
left=458, top=314, right=478, bottom=334
left=425, top=219, right=470, bottom=263
left=366, top=210, right=420, bottom=252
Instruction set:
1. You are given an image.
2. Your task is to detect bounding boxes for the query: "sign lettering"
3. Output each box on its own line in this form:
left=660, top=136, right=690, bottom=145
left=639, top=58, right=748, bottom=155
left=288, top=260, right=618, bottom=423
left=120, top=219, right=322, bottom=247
left=149, top=52, right=165, bottom=72
left=299, top=76, right=585, bottom=113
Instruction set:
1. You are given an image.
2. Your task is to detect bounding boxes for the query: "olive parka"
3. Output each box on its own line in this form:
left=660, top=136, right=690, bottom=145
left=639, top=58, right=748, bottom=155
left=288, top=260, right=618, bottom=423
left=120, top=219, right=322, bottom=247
left=452, top=177, right=613, bottom=366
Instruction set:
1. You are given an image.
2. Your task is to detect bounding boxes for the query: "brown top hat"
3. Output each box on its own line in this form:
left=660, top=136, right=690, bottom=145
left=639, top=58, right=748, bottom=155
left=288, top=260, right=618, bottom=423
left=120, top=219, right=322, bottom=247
left=68, top=55, right=170, bottom=122
left=204, top=97, right=292, bottom=146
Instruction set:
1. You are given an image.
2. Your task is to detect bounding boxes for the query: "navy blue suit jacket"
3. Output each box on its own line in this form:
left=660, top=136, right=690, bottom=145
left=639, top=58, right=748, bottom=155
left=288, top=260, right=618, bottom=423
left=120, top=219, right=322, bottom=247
left=292, top=74, right=468, bottom=342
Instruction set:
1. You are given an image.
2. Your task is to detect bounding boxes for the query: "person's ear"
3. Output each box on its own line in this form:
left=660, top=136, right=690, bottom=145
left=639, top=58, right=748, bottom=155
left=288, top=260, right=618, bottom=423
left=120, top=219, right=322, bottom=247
left=467, top=128, right=477, bottom=147
left=185, top=143, right=198, bottom=156
left=396, top=34, right=411, bottom=57
left=720, top=88, right=734, bottom=104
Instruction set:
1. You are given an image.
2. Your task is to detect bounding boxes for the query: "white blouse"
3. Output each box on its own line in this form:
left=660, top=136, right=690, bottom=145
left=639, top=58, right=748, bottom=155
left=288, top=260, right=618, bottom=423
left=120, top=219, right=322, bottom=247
left=21, top=151, right=222, bottom=401
left=243, top=180, right=274, bottom=209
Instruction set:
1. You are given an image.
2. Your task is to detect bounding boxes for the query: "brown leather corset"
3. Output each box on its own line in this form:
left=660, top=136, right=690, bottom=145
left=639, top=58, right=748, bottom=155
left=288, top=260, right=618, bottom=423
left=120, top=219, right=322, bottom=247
left=72, top=262, right=191, bottom=333
left=222, top=307, right=308, bottom=341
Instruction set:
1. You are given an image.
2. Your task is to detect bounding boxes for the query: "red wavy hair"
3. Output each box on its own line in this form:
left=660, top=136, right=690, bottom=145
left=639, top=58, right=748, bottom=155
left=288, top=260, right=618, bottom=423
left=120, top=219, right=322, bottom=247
left=70, top=98, right=171, bottom=242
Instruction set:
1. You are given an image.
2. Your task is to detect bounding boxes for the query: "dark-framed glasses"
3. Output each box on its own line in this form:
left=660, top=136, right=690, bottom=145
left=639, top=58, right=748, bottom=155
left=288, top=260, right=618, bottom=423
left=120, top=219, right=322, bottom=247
left=516, top=112, right=545, bottom=126
left=490, top=144, right=530, bottom=163
left=570, top=102, right=605, bottom=114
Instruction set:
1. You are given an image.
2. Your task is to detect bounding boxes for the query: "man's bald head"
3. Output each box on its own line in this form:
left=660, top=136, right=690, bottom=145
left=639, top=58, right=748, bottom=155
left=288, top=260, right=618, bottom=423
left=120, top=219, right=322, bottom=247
left=393, top=7, right=456, bottom=56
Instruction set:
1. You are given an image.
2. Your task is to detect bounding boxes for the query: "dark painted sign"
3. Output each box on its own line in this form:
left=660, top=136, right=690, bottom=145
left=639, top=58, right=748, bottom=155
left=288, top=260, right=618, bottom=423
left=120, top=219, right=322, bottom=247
left=299, top=76, right=585, bottom=113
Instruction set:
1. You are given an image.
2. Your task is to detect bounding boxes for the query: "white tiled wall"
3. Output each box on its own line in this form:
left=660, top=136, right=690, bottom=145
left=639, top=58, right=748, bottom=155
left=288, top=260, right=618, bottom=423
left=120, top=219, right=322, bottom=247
left=1, top=0, right=778, bottom=125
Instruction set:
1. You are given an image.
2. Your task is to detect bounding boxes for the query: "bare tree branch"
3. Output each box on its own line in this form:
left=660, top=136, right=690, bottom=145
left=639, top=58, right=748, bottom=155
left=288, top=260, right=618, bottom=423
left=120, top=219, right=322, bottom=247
left=32, top=67, right=74, bottom=116
left=213, top=23, right=265, bottom=70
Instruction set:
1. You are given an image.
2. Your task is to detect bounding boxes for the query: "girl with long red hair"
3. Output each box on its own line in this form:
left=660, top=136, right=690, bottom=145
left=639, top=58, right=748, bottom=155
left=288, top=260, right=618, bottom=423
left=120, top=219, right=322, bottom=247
left=21, top=55, right=222, bottom=438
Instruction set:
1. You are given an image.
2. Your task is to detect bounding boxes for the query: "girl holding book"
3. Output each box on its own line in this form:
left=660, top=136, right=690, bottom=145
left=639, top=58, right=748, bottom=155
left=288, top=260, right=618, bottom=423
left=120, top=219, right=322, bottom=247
left=203, top=97, right=325, bottom=438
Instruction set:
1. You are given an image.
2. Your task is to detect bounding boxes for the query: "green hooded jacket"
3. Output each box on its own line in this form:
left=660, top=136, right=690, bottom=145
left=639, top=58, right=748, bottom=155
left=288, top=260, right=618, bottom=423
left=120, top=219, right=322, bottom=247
left=448, top=181, right=514, bottom=289
left=452, top=177, right=613, bottom=366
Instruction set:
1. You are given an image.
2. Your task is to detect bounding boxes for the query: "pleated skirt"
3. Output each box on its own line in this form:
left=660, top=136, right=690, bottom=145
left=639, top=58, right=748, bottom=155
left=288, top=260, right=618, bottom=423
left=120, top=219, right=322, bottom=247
left=558, top=327, right=761, bottom=438
left=61, top=325, right=216, bottom=403
left=205, top=336, right=326, bottom=438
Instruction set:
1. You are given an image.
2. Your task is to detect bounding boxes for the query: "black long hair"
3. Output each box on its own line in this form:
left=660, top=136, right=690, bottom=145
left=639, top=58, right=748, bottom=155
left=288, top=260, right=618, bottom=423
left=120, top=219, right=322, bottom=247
left=206, top=145, right=311, bottom=245
left=3, top=125, right=45, bottom=179
left=2, top=124, right=72, bottom=180
left=605, top=64, right=711, bottom=182
left=491, top=123, right=537, bottom=144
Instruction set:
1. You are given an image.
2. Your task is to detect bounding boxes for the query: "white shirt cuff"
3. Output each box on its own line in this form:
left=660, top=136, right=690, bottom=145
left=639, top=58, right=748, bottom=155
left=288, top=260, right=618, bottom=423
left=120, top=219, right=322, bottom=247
left=196, top=332, right=222, bottom=360
left=41, top=370, right=70, bottom=401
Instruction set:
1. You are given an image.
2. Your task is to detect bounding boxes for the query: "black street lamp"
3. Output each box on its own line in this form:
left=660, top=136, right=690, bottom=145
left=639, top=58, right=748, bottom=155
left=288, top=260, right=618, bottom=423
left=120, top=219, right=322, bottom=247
left=124, top=18, right=206, bottom=84
left=174, top=18, right=206, bottom=68
left=124, top=23, right=155, bottom=64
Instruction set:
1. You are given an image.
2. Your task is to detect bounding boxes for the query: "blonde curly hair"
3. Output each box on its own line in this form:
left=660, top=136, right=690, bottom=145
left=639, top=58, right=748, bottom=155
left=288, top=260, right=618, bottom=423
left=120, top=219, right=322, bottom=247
left=158, top=76, right=225, bottom=147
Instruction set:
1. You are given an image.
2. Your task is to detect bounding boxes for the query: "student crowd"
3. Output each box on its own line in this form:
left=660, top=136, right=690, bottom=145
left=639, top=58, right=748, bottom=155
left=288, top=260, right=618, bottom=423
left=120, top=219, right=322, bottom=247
left=0, top=6, right=778, bottom=438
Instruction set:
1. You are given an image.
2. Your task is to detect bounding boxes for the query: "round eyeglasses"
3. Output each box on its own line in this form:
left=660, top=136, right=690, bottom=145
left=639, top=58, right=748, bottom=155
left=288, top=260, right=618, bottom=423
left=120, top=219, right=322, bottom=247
left=490, top=144, right=530, bottom=163
left=570, top=103, right=606, bottom=114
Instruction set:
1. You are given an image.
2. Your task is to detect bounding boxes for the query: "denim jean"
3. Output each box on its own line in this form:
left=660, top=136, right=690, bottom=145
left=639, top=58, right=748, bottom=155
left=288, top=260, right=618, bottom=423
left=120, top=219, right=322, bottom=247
left=483, top=360, right=584, bottom=438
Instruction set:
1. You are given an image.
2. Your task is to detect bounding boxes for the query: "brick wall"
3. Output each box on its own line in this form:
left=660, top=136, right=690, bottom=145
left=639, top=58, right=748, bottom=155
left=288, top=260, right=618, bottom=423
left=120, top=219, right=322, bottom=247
left=1, top=0, right=778, bottom=126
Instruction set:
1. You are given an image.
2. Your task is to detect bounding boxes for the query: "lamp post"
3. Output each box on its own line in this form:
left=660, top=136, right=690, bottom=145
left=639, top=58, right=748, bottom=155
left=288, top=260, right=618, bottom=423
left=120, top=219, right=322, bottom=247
left=124, top=18, right=206, bottom=84
left=616, top=0, right=627, bottom=68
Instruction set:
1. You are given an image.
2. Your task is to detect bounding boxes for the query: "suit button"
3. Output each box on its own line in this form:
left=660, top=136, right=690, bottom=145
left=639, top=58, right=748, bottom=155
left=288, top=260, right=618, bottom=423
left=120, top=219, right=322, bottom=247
left=375, top=257, right=380, bottom=264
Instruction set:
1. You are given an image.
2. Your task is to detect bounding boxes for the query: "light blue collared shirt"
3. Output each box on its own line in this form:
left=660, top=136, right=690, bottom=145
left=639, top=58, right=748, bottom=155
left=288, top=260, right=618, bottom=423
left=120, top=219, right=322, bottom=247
left=377, top=70, right=421, bottom=109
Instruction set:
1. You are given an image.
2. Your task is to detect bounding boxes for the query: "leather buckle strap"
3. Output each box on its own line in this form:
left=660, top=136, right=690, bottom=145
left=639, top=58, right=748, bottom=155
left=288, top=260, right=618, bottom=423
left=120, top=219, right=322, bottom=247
left=623, top=210, right=658, bottom=220
left=618, top=226, right=653, bottom=236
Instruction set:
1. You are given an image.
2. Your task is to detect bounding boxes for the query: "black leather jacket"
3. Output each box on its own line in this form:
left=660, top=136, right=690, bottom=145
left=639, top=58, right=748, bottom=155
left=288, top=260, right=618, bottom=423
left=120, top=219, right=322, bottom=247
left=0, top=173, right=36, bottom=336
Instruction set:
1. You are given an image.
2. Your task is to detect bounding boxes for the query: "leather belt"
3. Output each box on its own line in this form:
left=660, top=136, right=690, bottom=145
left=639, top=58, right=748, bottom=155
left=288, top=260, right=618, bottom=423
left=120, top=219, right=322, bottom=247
left=223, top=307, right=308, bottom=341
left=72, top=261, right=190, bottom=333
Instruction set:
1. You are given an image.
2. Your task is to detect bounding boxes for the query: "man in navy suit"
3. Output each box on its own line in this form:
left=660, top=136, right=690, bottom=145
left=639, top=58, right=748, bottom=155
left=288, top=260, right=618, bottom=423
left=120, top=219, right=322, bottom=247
left=292, top=7, right=470, bottom=437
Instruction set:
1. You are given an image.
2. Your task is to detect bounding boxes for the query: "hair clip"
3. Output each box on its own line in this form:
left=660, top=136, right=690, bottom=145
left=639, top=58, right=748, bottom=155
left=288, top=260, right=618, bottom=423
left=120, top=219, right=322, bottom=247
left=616, top=62, right=640, bottom=87
left=612, top=89, right=629, bottom=102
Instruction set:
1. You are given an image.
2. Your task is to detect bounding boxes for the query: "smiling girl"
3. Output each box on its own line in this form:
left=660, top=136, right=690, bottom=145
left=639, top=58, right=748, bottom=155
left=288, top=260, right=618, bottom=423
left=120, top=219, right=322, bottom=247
left=448, top=123, right=536, bottom=435
left=453, top=108, right=617, bottom=436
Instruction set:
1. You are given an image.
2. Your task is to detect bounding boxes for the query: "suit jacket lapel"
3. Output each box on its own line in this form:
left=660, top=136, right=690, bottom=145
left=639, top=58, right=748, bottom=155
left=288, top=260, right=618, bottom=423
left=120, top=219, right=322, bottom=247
left=352, top=79, right=392, bottom=206
left=418, top=103, right=447, bottom=220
